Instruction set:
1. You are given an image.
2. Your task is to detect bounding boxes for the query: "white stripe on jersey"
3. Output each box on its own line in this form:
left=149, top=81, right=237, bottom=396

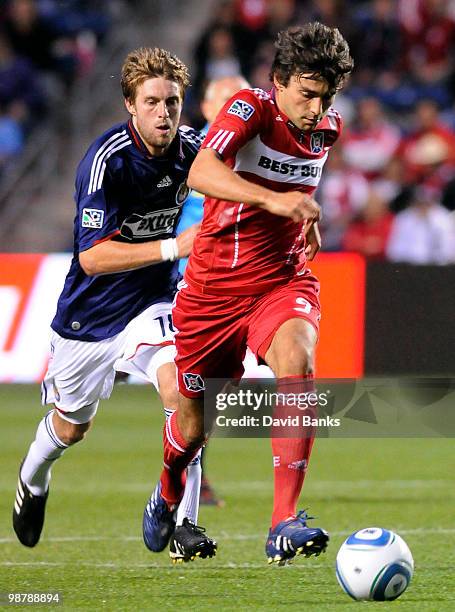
left=218, top=131, right=235, bottom=154
left=233, top=134, right=328, bottom=188
left=206, top=129, right=236, bottom=153
left=231, top=203, right=244, bottom=268
left=88, top=130, right=127, bottom=194
left=88, top=131, right=131, bottom=195
left=91, top=138, right=132, bottom=194
left=206, top=129, right=225, bottom=148
left=211, top=130, right=230, bottom=150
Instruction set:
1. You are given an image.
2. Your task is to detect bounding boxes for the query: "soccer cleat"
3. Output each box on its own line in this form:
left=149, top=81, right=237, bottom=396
left=266, top=509, right=329, bottom=566
left=169, top=517, right=217, bottom=563
left=13, top=463, right=48, bottom=548
left=143, top=481, right=176, bottom=552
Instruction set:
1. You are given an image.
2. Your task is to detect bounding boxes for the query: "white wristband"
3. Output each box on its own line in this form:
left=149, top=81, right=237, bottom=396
left=160, top=238, right=179, bottom=262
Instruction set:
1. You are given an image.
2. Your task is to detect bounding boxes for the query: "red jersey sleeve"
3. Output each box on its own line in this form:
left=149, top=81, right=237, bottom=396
left=201, top=89, right=264, bottom=159
left=322, top=107, right=343, bottom=147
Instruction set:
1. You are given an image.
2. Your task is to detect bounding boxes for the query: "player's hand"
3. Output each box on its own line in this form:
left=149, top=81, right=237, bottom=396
left=304, top=221, right=321, bottom=261
left=176, top=223, right=201, bottom=258
left=263, top=191, right=321, bottom=223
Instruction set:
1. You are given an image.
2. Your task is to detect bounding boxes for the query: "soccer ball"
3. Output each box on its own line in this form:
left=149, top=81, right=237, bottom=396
left=335, top=527, right=414, bottom=601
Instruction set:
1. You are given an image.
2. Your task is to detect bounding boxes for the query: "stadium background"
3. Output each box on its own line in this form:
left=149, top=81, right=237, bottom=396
left=0, top=1, right=454, bottom=609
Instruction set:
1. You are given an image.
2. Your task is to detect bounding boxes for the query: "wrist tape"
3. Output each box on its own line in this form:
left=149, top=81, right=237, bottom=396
left=160, top=238, right=179, bottom=262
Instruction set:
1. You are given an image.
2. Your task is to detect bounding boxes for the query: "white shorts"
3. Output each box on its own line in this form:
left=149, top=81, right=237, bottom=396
left=41, top=302, right=177, bottom=418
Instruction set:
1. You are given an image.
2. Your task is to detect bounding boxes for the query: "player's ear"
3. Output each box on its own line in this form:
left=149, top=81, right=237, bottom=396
left=124, top=97, right=136, bottom=116
left=272, top=73, right=285, bottom=92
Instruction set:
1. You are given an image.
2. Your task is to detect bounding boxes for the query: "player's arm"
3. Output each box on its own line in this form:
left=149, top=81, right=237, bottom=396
left=79, top=223, right=199, bottom=276
left=304, top=221, right=321, bottom=261
left=188, top=149, right=320, bottom=223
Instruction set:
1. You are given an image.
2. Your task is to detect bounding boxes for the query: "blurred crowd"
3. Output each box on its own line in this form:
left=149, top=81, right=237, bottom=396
left=0, top=0, right=112, bottom=178
left=1, top=0, right=454, bottom=264
left=187, top=0, right=455, bottom=264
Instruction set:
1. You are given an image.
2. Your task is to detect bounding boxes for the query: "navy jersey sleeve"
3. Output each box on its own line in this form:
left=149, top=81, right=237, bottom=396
left=74, top=133, right=129, bottom=252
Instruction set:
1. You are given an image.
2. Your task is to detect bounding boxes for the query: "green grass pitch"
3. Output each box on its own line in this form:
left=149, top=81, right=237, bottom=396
left=0, top=384, right=454, bottom=610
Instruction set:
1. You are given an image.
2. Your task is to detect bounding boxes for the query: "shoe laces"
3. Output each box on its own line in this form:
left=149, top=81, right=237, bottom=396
left=183, top=518, right=206, bottom=535
left=296, top=508, right=316, bottom=524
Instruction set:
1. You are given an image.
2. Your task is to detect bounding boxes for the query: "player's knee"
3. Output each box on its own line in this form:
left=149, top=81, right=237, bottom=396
left=177, top=414, right=205, bottom=447
left=52, top=401, right=98, bottom=445
left=276, top=343, right=315, bottom=377
left=58, top=420, right=92, bottom=445
left=299, top=344, right=315, bottom=375
left=180, top=422, right=205, bottom=448
left=158, top=377, right=179, bottom=411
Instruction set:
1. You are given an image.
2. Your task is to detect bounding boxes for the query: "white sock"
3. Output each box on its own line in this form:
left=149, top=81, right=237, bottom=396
left=163, top=408, right=201, bottom=526
left=20, top=410, right=68, bottom=496
left=176, top=449, right=202, bottom=526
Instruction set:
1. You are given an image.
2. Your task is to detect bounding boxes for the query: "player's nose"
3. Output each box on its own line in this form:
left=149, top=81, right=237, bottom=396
left=157, top=100, right=170, bottom=118
left=309, top=97, right=323, bottom=118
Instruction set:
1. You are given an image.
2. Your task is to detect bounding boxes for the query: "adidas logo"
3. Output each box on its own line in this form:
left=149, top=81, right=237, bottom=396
left=157, top=175, right=173, bottom=188
left=14, top=477, right=25, bottom=514
left=174, top=541, right=186, bottom=555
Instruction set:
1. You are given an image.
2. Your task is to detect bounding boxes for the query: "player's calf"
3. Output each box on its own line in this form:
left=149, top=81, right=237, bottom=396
left=13, top=408, right=94, bottom=547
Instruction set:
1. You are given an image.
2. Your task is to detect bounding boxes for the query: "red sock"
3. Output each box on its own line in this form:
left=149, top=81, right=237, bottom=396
left=160, top=411, right=200, bottom=506
left=271, top=375, right=317, bottom=529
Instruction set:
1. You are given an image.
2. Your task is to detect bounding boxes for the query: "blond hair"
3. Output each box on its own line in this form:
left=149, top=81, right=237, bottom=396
left=121, top=47, right=190, bottom=101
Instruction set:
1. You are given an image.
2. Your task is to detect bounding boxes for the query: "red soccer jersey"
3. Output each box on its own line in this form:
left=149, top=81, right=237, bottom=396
left=185, top=88, right=342, bottom=295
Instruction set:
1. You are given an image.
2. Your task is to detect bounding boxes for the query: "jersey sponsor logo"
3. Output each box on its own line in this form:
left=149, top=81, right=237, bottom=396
left=82, top=208, right=105, bottom=229
left=258, top=155, right=323, bottom=179
left=120, top=207, right=180, bottom=240
left=234, top=135, right=328, bottom=186
left=183, top=372, right=205, bottom=392
left=310, top=131, right=324, bottom=153
left=176, top=180, right=190, bottom=205
left=227, top=99, right=255, bottom=121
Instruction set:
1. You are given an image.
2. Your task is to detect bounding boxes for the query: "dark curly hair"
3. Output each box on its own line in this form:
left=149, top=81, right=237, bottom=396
left=270, top=22, right=354, bottom=95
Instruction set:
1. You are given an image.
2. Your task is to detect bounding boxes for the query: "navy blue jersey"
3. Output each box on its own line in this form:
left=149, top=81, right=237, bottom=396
left=51, top=120, right=204, bottom=341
